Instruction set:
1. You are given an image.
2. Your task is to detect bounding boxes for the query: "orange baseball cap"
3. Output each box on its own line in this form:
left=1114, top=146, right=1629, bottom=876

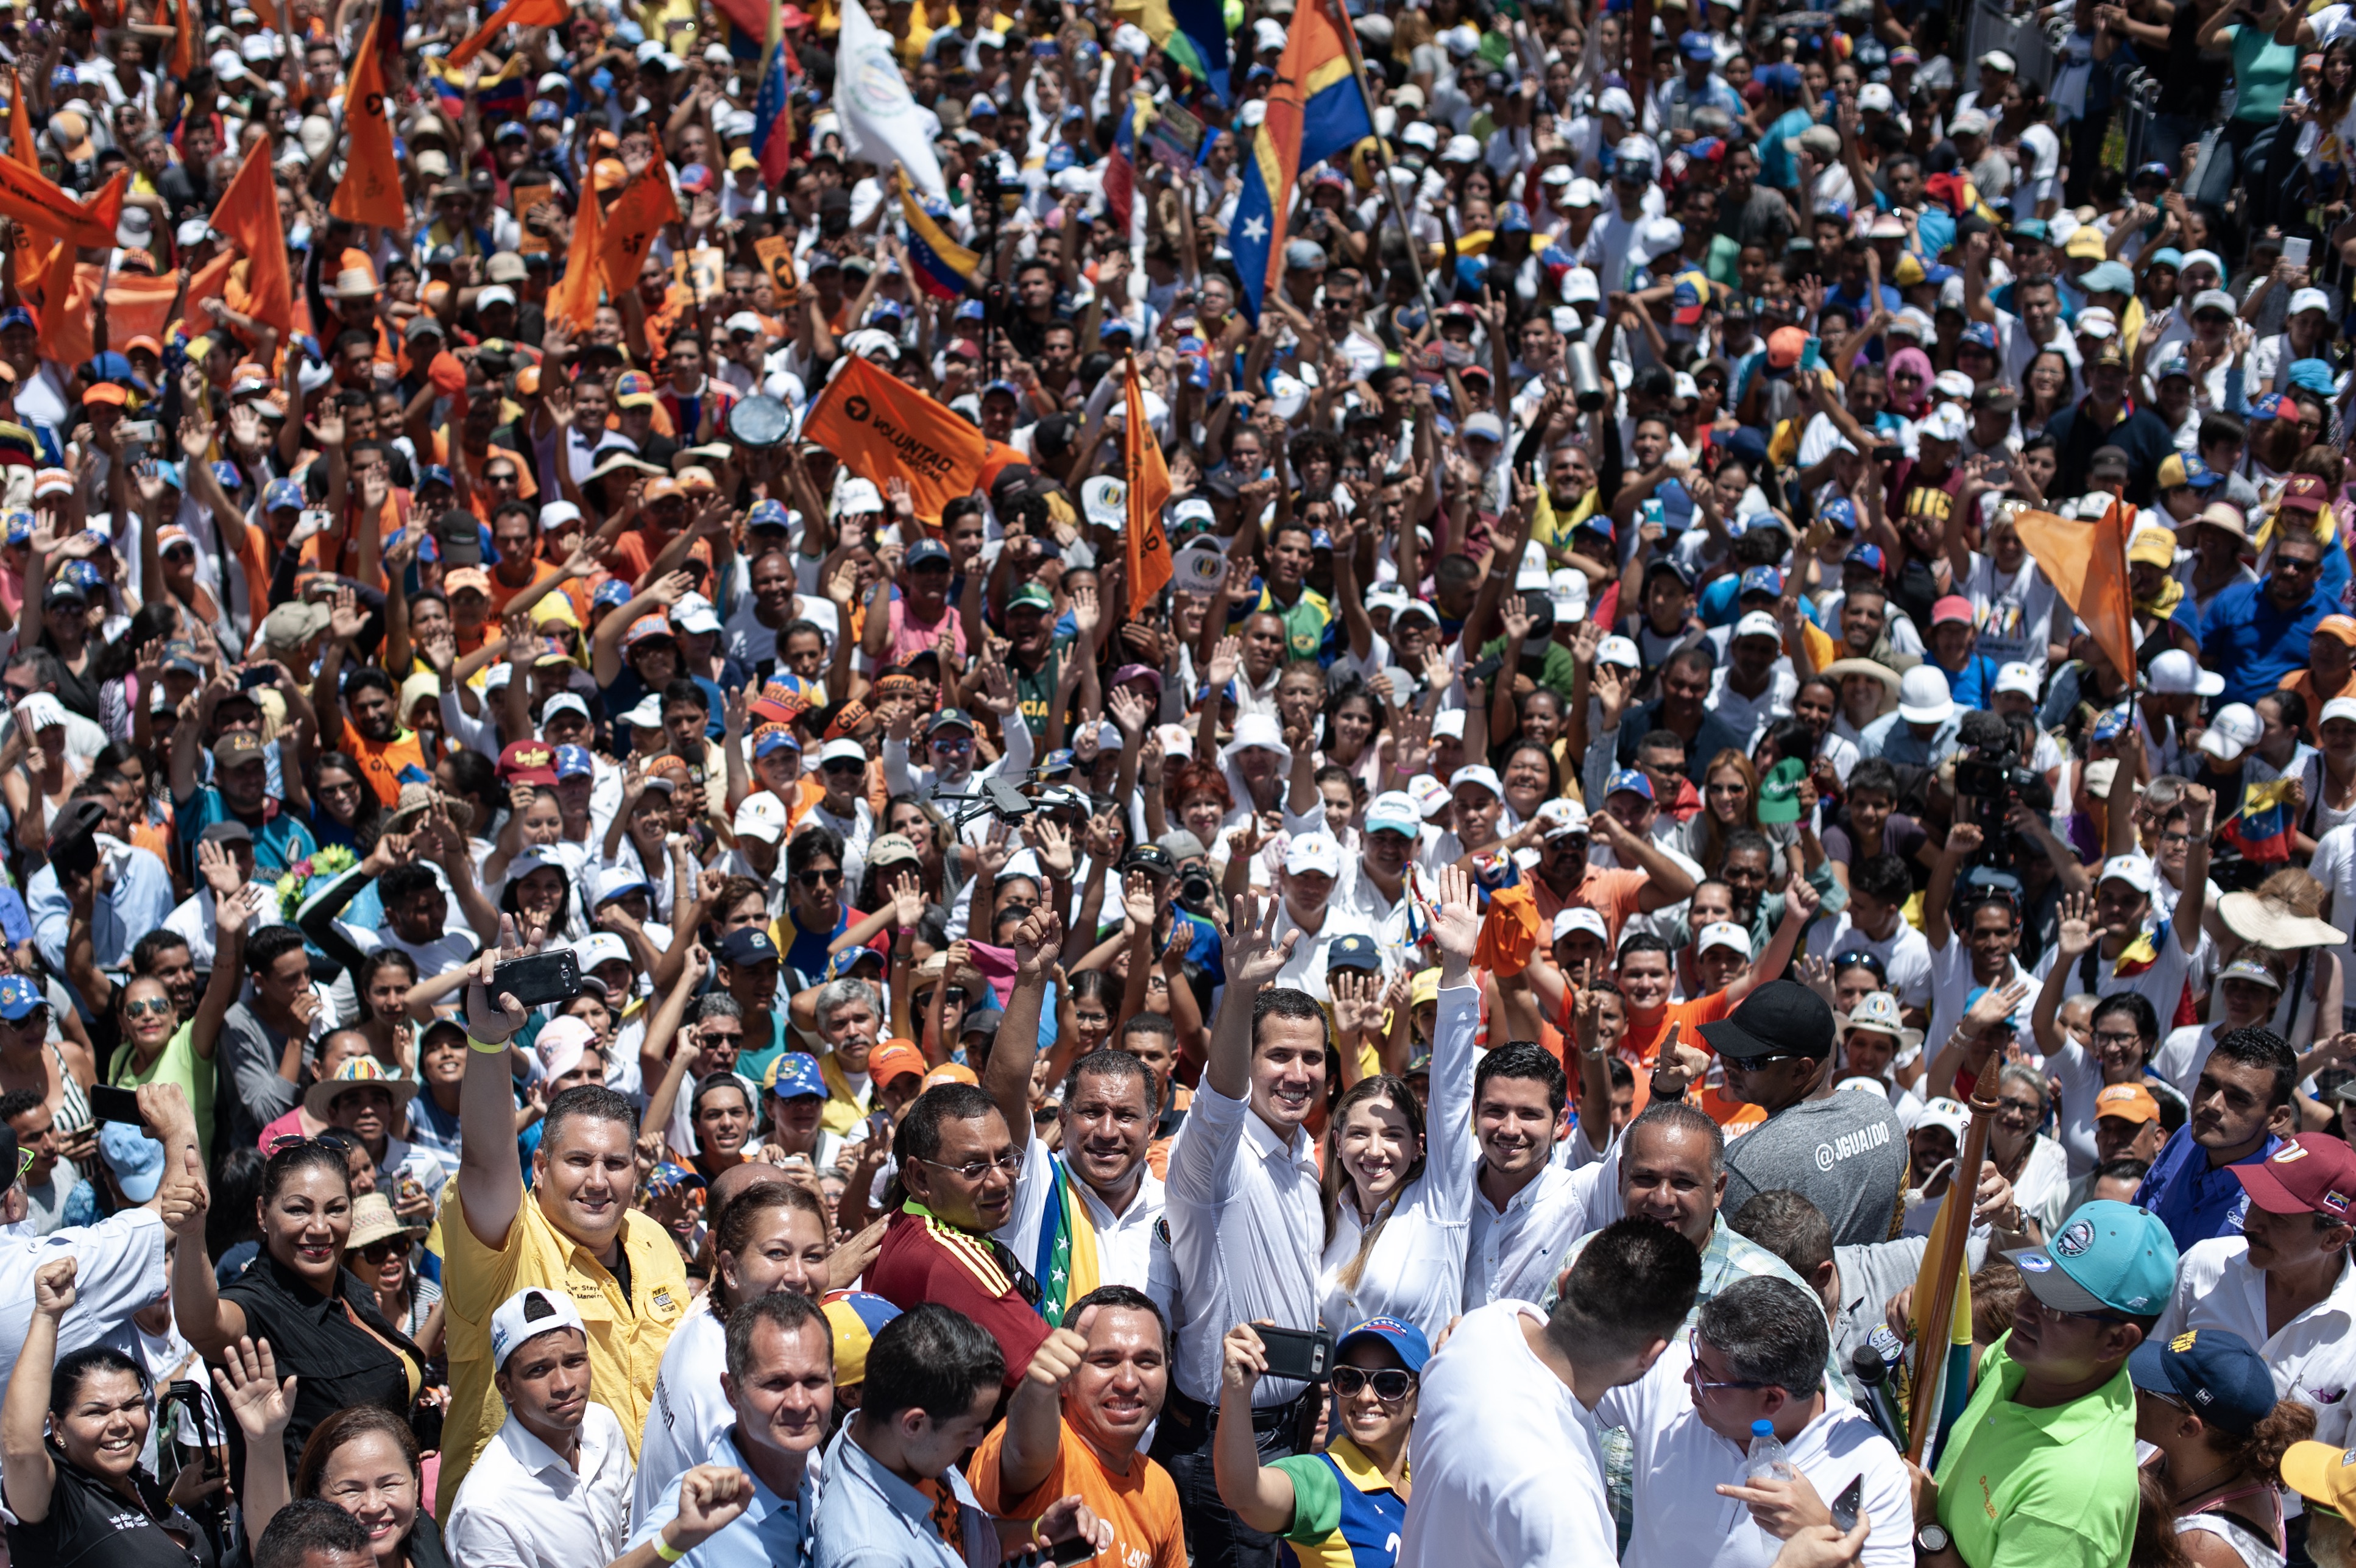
left=83, top=383, right=128, bottom=407
left=922, top=1062, right=979, bottom=1089
left=2095, top=1082, right=2162, bottom=1125
left=868, top=1040, right=927, bottom=1089
left=2318, top=615, right=2356, bottom=649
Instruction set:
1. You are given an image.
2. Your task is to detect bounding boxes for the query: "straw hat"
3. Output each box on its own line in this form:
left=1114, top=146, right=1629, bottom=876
left=301, top=1054, right=423, bottom=1121
left=1840, top=990, right=1923, bottom=1053
left=2218, top=891, right=2347, bottom=952
left=345, top=1192, right=423, bottom=1253
left=1822, top=657, right=1904, bottom=715
left=385, top=782, right=475, bottom=837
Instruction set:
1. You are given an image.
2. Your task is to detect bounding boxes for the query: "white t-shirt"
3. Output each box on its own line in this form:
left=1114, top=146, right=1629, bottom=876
left=1805, top=914, right=1934, bottom=1010
left=1396, top=1299, right=1618, bottom=1568
left=1961, top=552, right=2059, bottom=674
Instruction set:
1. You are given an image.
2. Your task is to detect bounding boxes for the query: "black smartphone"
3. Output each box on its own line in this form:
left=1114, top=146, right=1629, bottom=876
left=90, top=1083, right=143, bottom=1126
left=1830, top=1475, right=1864, bottom=1533
left=239, top=663, right=277, bottom=690
left=1871, top=443, right=1905, bottom=463
left=1256, top=1324, right=1334, bottom=1384
left=1048, top=1536, right=1097, bottom=1566
left=492, top=950, right=584, bottom=1009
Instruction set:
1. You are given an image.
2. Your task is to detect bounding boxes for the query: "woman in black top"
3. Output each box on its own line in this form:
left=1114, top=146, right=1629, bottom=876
left=1, top=1257, right=275, bottom=1568
left=167, top=1137, right=426, bottom=1472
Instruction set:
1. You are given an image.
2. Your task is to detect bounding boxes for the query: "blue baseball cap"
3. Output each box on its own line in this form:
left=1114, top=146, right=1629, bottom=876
left=1327, top=933, right=1381, bottom=974
left=646, top=1160, right=705, bottom=1195
left=957, top=299, right=988, bottom=321
left=209, top=460, right=243, bottom=493
left=0, top=305, right=35, bottom=334
left=981, top=379, right=1022, bottom=400
left=553, top=744, right=595, bottom=780
left=1844, top=543, right=1886, bottom=574
left=1959, top=320, right=1999, bottom=351
left=2289, top=358, right=2338, bottom=395
left=770, top=1051, right=827, bottom=1100
left=0, top=975, right=41, bottom=1020
left=419, top=463, right=455, bottom=492
left=1738, top=565, right=1783, bottom=598
left=263, top=477, right=305, bottom=512
left=2007, top=1200, right=2179, bottom=1316
left=1606, top=768, right=1654, bottom=801
left=2090, top=705, right=2133, bottom=744
left=747, top=499, right=791, bottom=531
left=718, top=927, right=780, bottom=968
left=2251, top=393, right=2288, bottom=422
left=754, top=729, right=801, bottom=759
left=60, top=561, right=103, bottom=593
left=593, top=579, right=633, bottom=609
left=2129, top=1329, right=2278, bottom=1436
left=528, top=99, right=562, bottom=124
left=1679, top=29, right=1716, bottom=59
left=1336, top=1316, right=1432, bottom=1374
left=1820, top=496, right=1858, bottom=533
left=1496, top=200, right=1531, bottom=233
left=3, top=510, right=31, bottom=546
left=101, top=1121, right=165, bottom=1202
left=907, top=537, right=952, bottom=568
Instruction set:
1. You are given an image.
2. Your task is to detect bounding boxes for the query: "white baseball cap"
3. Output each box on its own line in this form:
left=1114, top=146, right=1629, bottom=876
left=1552, top=906, right=1610, bottom=944
left=1596, top=634, right=1641, bottom=669
left=1284, top=833, right=1343, bottom=877
left=1897, top=665, right=1954, bottom=725
left=538, top=500, right=582, bottom=532
left=1537, top=797, right=1590, bottom=838
left=818, top=738, right=868, bottom=768
left=1432, top=709, right=1468, bottom=740
left=1733, top=610, right=1783, bottom=643
left=2097, top=853, right=2156, bottom=894
left=1450, top=764, right=1504, bottom=799
left=2324, top=696, right=2356, bottom=729
left=1696, top=921, right=1752, bottom=956
left=2147, top=648, right=2224, bottom=698
left=1993, top=662, right=2042, bottom=698
left=1367, top=791, right=1423, bottom=836
left=490, top=1287, right=588, bottom=1371
left=2291, top=287, right=2333, bottom=317
left=733, top=792, right=789, bottom=843
left=1408, top=774, right=1452, bottom=818
left=2198, top=702, right=2263, bottom=762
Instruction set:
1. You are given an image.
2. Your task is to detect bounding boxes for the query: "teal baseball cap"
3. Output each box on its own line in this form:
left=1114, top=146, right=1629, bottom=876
left=2006, top=1200, right=2179, bottom=1316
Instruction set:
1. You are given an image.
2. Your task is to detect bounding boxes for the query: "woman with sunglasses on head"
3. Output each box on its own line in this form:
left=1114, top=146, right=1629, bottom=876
left=165, top=1134, right=427, bottom=1475
left=1214, top=1316, right=1422, bottom=1568
left=632, top=1181, right=835, bottom=1528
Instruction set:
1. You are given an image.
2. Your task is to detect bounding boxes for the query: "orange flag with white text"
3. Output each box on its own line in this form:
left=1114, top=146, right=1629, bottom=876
left=802, top=355, right=989, bottom=526
left=445, top=0, right=570, bottom=68
left=548, top=177, right=604, bottom=333
left=330, top=12, right=405, bottom=228
left=208, top=135, right=293, bottom=340
left=1122, top=354, right=1173, bottom=605
left=2012, top=493, right=2137, bottom=688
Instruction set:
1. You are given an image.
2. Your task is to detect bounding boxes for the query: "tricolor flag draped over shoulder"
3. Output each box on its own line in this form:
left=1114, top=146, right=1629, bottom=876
left=1230, top=0, right=1372, bottom=321
left=899, top=172, right=980, bottom=299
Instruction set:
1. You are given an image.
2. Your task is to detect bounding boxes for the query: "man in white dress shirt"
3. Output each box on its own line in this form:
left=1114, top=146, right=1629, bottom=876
left=1398, top=1217, right=1702, bottom=1567
left=445, top=1287, right=637, bottom=1568
left=1153, top=891, right=1328, bottom=1568
left=1604, top=1275, right=1912, bottom=1568
left=2153, top=1132, right=2356, bottom=1447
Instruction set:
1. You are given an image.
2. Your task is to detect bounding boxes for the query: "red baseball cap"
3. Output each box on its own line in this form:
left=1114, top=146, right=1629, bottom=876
left=2279, top=473, right=2331, bottom=515
left=2232, top=1132, right=2356, bottom=1220
left=497, top=740, right=559, bottom=788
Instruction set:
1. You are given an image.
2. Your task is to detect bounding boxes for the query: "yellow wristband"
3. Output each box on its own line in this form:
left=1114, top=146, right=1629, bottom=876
left=467, top=1034, right=506, bottom=1055
left=652, top=1531, right=687, bottom=1563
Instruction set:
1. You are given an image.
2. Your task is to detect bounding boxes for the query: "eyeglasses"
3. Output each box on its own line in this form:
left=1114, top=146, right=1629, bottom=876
left=2091, top=1030, right=2145, bottom=1050
left=796, top=869, right=844, bottom=888
left=1830, top=951, right=1886, bottom=976
left=123, top=998, right=174, bottom=1019
left=1686, top=1330, right=1772, bottom=1396
left=1328, top=1366, right=1415, bottom=1400
left=820, top=759, right=865, bottom=775
left=932, top=737, right=973, bottom=753
left=914, top=1151, right=1024, bottom=1182
left=2276, top=556, right=2322, bottom=574
left=3, top=1007, right=49, bottom=1029
left=1997, top=1096, right=2045, bottom=1118
left=267, top=1129, right=358, bottom=1157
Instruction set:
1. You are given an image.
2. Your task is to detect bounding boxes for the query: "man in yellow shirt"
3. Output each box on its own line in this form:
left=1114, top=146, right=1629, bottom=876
left=434, top=927, right=690, bottom=1514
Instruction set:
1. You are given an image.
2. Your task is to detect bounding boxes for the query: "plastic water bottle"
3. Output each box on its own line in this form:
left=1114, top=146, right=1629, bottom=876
left=1744, top=1420, right=1799, bottom=1485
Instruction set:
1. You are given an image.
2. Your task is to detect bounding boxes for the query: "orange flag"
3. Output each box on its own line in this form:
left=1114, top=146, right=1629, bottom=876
left=330, top=13, right=405, bottom=229
left=39, top=263, right=183, bottom=367
left=2013, top=493, right=2137, bottom=688
left=178, top=246, right=241, bottom=336
left=598, top=144, right=680, bottom=298
left=1122, top=353, right=1173, bottom=605
left=31, top=234, right=77, bottom=363
left=802, top=355, right=989, bottom=526
left=0, top=163, right=123, bottom=250
left=548, top=177, right=603, bottom=333
left=445, top=0, right=570, bottom=69
left=6, top=71, right=34, bottom=175
left=170, top=0, right=196, bottom=92
left=208, top=135, right=292, bottom=339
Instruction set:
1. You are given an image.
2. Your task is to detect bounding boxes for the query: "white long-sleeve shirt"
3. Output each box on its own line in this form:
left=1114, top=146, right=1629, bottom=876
left=1162, top=1056, right=1325, bottom=1407
left=2154, top=1235, right=2356, bottom=1448
left=1318, top=984, right=1479, bottom=1341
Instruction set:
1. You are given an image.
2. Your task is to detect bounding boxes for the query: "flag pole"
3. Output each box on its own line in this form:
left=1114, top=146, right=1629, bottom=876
left=1318, top=0, right=1435, bottom=317
left=1905, top=1084, right=2000, bottom=1464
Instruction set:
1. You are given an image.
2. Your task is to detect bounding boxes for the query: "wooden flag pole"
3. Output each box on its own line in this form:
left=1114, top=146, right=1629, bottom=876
left=1906, top=1086, right=2002, bottom=1463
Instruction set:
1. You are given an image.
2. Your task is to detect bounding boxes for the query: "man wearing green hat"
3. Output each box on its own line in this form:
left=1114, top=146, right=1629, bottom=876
left=1909, top=1199, right=2177, bottom=1568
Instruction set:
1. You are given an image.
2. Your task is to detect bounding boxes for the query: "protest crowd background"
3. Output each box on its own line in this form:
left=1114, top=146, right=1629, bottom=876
left=8, top=0, right=2356, bottom=1560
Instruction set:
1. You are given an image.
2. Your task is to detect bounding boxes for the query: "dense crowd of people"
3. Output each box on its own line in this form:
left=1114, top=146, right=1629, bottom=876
left=0, top=0, right=2353, bottom=1559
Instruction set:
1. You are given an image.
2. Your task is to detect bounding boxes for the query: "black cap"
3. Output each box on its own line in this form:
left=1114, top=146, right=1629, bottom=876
left=436, top=507, right=484, bottom=567
left=1697, top=980, right=1836, bottom=1061
left=1972, top=383, right=2020, bottom=414
left=197, top=819, right=255, bottom=846
left=1120, top=844, right=1176, bottom=878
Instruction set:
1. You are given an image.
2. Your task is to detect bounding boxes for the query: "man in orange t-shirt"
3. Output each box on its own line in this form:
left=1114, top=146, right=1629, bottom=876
left=1526, top=796, right=1698, bottom=944
left=969, top=1290, right=1187, bottom=1568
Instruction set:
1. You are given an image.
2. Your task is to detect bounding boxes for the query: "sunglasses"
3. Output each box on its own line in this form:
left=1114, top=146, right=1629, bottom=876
left=1328, top=1366, right=1415, bottom=1400
left=797, top=869, right=844, bottom=888
left=357, top=1237, right=408, bottom=1262
left=123, top=997, right=174, bottom=1019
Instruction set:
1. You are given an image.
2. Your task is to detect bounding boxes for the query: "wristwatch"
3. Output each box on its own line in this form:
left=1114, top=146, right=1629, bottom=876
left=1914, top=1522, right=1951, bottom=1558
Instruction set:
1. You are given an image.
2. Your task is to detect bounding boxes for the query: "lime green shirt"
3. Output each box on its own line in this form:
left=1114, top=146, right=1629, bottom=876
left=110, top=1020, right=216, bottom=1170
left=1933, top=1332, right=2138, bottom=1568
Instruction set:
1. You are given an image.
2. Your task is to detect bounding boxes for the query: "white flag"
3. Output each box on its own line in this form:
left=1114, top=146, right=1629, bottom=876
left=833, top=1, right=947, bottom=199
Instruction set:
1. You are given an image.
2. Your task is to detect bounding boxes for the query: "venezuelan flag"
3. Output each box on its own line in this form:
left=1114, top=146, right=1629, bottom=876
left=0, top=422, right=34, bottom=467
left=2222, top=777, right=2298, bottom=864
left=1229, top=0, right=1371, bottom=322
left=425, top=52, right=529, bottom=119
left=900, top=181, right=980, bottom=300
left=751, top=35, right=794, bottom=183
left=1113, top=0, right=1230, bottom=102
left=1904, top=1179, right=1976, bottom=1465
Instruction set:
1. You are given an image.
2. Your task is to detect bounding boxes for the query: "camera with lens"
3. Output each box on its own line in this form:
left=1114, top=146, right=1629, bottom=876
left=1178, top=865, right=1216, bottom=911
left=1951, top=713, right=2053, bottom=871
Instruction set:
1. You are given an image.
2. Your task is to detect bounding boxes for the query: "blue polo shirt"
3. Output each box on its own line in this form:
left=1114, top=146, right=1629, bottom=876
left=2132, top=1130, right=2281, bottom=1254
left=2199, top=580, right=2338, bottom=707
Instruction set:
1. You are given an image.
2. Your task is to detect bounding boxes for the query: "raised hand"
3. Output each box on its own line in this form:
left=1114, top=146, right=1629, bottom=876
left=1122, top=869, right=1157, bottom=930
left=31, top=1255, right=74, bottom=1317
left=1220, top=888, right=1299, bottom=987
left=1030, top=816, right=1075, bottom=880
left=1108, top=682, right=1151, bottom=741
left=671, top=1465, right=756, bottom=1550
left=211, top=1335, right=297, bottom=1445
left=463, top=914, right=545, bottom=1045
left=1009, top=905, right=1065, bottom=982
left=2054, top=889, right=2096, bottom=958
left=1431, top=863, right=1480, bottom=961
left=1204, top=634, right=1242, bottom=693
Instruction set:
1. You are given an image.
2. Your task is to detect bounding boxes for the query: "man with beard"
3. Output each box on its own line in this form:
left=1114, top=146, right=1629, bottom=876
left=986, top=909, right=1164, bottom=1304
